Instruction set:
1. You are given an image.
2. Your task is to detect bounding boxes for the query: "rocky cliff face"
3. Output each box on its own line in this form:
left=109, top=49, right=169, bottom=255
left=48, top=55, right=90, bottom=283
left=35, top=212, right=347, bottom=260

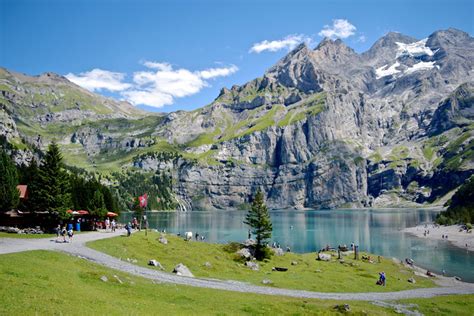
left=1, top=28, right=473, bottom=210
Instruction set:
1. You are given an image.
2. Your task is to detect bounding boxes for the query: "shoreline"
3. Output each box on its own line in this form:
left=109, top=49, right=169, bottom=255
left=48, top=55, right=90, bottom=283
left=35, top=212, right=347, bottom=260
left=403, top=224, right=474, bottom=252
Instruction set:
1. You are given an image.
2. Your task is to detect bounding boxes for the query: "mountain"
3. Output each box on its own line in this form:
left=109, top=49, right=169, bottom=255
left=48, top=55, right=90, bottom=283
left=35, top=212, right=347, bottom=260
left=1, top=28, right=473, bottom=210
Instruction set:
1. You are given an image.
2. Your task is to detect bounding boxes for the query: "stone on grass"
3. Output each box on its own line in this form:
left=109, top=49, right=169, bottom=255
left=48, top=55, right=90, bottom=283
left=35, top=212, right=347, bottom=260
left=262, top=279, right=272, bottom=285
left=291, top=261, right=298, bottom=266
left=243, top=239, right=256, bottom=247
left=318, top=253, right=331, bottom=261
left=245, top=261, right=259, bottom=271
left=204, top=261, right=212, bottom=268
left=334, top=304, right=351, bottom=313
left=408, top=278, right=416, bottom=284
left=148, top=259, right=165, bottom=270
left=236, top=248, right=252, bottom=259
left=272, top=248, right=284, bottom=256
left=100, top=275, right=108, bottom=282
left=173, top=263, right=194, bottom=277
left=158, top=236, right=168, bottom=245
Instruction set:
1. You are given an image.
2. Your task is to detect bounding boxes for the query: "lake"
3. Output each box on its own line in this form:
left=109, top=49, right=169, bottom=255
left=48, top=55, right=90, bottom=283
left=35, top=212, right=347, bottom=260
left=120, top=208, right=474, bottom=282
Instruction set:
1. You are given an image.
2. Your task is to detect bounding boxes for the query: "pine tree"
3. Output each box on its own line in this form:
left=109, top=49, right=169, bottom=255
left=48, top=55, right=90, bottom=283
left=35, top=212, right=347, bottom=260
left=20, top=159, right=41, bottom=212
left=35, top=142, right=71, bottom=220
left=0, top=151, right=19, bottom=212
left=89, top=189, right=107, bottom=218
left=244, top=189, right=273, bottom=260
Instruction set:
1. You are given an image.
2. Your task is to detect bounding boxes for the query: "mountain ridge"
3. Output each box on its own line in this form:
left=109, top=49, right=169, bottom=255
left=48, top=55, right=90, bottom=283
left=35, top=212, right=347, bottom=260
left=1, top=28, right=473, bottom=210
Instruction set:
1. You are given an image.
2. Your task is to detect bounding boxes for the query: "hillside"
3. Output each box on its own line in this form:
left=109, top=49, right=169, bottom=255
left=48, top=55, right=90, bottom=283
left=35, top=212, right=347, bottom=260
left=1, top=28, right=473, bottom=210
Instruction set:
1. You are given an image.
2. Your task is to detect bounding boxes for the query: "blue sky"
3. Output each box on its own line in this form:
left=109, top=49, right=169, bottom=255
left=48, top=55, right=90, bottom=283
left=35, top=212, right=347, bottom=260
left=1, top=0, right=473, bottom=112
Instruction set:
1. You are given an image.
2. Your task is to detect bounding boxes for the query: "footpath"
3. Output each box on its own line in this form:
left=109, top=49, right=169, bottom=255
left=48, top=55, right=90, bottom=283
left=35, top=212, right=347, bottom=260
left=1, top=230, right=474, bottom=301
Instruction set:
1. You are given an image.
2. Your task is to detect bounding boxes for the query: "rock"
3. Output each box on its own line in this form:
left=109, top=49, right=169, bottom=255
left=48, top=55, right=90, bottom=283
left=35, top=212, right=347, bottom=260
left=262, top=279, right=272, bottom=285
left=132, top=259, right=138, bottom=263
left=316, top=269, right=322, bottom=273
left=173, top=263, right=194, bottom=277
left=318, top=253, right=331, bottom=261
left=245, top=261, right=259, bottom=271
left=204, top=262, right=212, bottom=268
left=272, top=248, right=284, bottom=256
left=148, top=260, right=165, bottom=270
left=236, top=248, right=252, bottom=259
left=334, top=304, right=351, bottom=313
left=113, top=275, right=123, bottom=284
left=100, top=276, right=108, bottom=282
left=291, top=261, right=298, bottom=266
left=243, top=239, right=256, bottom=247
left=408, top=278, right=416, bottom=284
left=158, top=236, right=168, bottom=245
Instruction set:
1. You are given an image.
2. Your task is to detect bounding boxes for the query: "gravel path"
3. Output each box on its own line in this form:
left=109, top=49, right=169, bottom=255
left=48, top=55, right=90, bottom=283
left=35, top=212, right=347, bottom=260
left=1, top=230, right=474, bottom=301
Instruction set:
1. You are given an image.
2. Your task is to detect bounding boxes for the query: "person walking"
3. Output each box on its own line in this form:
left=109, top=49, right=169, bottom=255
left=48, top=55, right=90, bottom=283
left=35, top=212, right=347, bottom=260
left=55, top=224, right=61, bottom=242
left=126, top=222, right=132, bottom=237
left=111, top=219, right=116, bottom=232
left=105, top=217, right=110, bottom=232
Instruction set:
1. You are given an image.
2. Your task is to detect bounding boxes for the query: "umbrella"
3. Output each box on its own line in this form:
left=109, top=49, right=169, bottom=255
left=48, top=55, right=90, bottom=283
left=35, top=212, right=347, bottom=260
left=77, top=210, right=89, bottom=215
left=106, top=212, right=118, bottom=217
left=67, top=210, right=79, bottom=215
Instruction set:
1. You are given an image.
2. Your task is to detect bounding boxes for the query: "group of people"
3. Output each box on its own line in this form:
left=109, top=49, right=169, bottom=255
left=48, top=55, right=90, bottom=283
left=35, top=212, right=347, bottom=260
left=56, top=224, right=74, bottom=243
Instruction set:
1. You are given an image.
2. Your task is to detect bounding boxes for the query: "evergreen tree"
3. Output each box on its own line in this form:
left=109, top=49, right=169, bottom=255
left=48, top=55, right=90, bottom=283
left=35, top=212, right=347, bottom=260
left=18, top=159, right=40, bottom=212
left=244, top=189, right=273, bottom=260
left=88, top=189, right=107, bottom=218
left=0, top=151, right=19, bottom=212
left=35, top=142, right=71, bottom=220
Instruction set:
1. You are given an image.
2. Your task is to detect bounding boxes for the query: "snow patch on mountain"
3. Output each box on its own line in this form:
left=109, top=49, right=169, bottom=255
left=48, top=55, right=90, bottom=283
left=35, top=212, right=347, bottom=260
left=405, top=61, right=439, bottom=74
left=376, top=62, right=401, bottom=79
left=396, top=38, right=435, bottom=58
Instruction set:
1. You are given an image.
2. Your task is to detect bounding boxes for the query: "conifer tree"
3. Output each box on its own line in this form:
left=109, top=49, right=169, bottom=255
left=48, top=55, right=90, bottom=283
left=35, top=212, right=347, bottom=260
left=89, top=189, right=107, bottom=218
left=0, top=151, right=19, bottom=212
left=244, top=189, right=273, bottom=260
left=35, top=142, right=71, bottom=220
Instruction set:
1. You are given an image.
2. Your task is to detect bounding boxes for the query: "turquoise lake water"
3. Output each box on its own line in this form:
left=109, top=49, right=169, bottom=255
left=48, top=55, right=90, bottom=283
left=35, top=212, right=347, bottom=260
left=121, top=208, right=474, bottom=282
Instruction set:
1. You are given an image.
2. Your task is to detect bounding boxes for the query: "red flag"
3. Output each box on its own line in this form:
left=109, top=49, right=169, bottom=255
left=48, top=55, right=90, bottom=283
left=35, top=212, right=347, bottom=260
left=139, top=194, right=148, bottom=208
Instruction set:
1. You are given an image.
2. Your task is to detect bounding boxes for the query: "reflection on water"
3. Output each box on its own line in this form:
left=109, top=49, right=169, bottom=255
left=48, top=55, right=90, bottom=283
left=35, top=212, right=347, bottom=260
left=121, top=208, right=474, bottom=282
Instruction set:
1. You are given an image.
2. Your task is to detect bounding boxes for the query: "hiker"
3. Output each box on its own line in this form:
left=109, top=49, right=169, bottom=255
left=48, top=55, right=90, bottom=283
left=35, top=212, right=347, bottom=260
left=56, top=224, right=61, bottom=242
left=61, top=226, right=67, bottom=243
left=111, top=219, right=116, bottom=232
left=67, top=227, right=74, bottom=242
left=379, top=272, right=386, bottom=286
left=132, top=217, right=138, bottom=230
left=105, top=218, right=110, bottom=232
left=126, top=222, right=132, bottom=237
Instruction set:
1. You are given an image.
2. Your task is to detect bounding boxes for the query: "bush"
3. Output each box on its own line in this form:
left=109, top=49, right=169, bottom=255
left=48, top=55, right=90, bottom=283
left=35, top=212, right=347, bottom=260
left=222, top=242, right=242, bottom=253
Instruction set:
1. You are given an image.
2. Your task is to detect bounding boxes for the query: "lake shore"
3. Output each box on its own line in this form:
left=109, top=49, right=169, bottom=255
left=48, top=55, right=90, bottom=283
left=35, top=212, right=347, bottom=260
left=403, top=224, right=474, bottom=252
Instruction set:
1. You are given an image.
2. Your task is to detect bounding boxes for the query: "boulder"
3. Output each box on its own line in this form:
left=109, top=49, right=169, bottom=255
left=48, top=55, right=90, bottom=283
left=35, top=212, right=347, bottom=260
left=318, top=253, right=331, bottom=261
left=236, top=248, right=252, bottom=259
left=100, top=276, right=108, bottom=282
left=243, top=239, right=256, bottom=247
left=204, top=262, right=212, bottom=268
left=262, top=279, right=272, bottom=285
left=334, top=304, right=351, bottom=313
left=408, top=277, right=416, bottom=284
left=245, top=261, right=259, bottom=271
left=291, top=261, right=298, bottom=266
left=148, top=259, right=165, bottom=270
left=272, top=248, right=284, bottom=256
left=158, top=236, right=168, bottom=245
left=173, top=263, right=194, bottom=277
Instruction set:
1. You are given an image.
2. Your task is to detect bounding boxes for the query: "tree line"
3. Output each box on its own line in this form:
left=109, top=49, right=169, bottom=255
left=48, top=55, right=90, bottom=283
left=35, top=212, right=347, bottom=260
left=437, top=175, right=474, bottom=225
left=0, top=142, right=119, bottom=227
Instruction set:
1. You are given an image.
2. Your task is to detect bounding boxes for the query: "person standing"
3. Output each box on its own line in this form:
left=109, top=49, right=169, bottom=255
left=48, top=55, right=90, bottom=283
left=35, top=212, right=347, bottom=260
left=55, top=224, right=61, bottom=242
left=111, top=219, right=116, bottom=232
left=105, top=217, right=110, bottom=232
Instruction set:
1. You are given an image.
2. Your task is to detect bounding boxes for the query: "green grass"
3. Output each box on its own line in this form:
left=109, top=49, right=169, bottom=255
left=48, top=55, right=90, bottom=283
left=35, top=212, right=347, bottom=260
left=1, top=250, right=472, bottom=315
left=0, top=232, right=56, bottom=239
left=88, top=232, right=435, bottom=293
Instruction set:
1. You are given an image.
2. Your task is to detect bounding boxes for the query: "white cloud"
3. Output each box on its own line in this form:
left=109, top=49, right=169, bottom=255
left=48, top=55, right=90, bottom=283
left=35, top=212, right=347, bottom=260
left=318, top=19, right=356, bottom=39
left=66, top=62, right=239, bottom=108
left=249, top=34, right=309, bottom=53
left=65, top=69, right=131, bottom=92
left=199, top=65, right=238, bottom=79
left=120, top=62, right=239, bottom=108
